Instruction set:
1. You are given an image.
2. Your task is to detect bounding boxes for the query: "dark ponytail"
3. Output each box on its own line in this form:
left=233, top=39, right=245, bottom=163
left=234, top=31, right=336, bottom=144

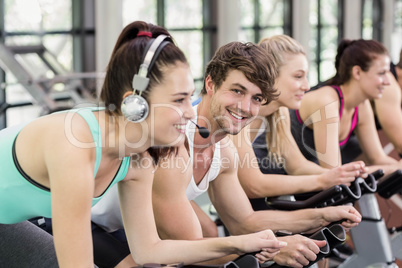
left=326, top=39, right=388, bottom=86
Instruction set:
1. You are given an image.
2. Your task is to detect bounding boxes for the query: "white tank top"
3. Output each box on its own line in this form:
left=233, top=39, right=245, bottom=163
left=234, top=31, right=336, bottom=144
left=185, top=105, right=221, bottom=200
left=91, top=185, right=122, bottom=232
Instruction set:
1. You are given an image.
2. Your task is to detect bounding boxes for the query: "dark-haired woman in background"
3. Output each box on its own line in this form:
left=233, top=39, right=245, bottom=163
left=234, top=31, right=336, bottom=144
left=290, top=39, right=402, bottom=173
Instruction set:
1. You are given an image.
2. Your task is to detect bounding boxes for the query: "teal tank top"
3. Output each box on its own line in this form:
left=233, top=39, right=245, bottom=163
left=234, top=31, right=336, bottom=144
left=0, top=107, right=130, bottom=224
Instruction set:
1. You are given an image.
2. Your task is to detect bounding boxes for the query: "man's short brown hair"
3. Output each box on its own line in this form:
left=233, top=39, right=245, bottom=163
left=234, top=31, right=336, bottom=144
left=201, top=42, right=279, bottom=105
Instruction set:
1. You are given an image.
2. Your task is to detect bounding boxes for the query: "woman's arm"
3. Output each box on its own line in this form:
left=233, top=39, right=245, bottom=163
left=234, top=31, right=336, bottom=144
left=374, top=72, right=402, bottom=155
left=281, top=107, right=367, bottom=186
left=45, top=127, right=96, bottom=267
left=231, top=124, right=325, bottom=197
left=232, top=109, right=362, bottom=198
left=280, top=107, right=328, bottom=175
left=355, top=100, right=398, bottom=166
left=310, top=100, right=343, bottom=168
left=119, top=154, right=284, bottom=265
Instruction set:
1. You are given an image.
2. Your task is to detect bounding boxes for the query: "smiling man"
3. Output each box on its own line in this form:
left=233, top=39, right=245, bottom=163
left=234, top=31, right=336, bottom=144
left=151, top=41, right=361, bottom=267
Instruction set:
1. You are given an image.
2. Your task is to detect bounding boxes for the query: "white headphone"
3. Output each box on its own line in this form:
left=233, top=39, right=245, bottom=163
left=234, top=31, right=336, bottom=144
left=121, top=34, right=170, bottom=122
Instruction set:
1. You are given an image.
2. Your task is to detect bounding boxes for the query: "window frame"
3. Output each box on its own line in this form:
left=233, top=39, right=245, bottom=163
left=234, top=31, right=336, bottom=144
left=0, top=0, right=95, bottom=128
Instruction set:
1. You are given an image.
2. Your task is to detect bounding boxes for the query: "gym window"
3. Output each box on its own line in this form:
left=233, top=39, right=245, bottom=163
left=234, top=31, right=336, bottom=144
left=309, top=0, right=343, bottom=86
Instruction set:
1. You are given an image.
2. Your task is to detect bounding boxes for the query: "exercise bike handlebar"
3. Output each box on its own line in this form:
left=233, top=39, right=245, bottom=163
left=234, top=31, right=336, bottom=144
left=377, top=169, right=402, bottom=199
left=265, top=185, right=343, bottom=210
left=267, top=224, right=347, bottom=268
left=370, top=169, right=385, bottom=180
left=265, top=170, right=384, bottom=211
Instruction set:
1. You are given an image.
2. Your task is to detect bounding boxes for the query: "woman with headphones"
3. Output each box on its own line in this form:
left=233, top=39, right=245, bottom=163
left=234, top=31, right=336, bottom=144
left=0, top=21, right=284, bottom=267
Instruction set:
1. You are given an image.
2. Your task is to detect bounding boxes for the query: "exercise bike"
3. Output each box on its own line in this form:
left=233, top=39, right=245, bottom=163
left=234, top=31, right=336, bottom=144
left=337, top=170, right=402, bottom=268
left=262, top=171, right=382, bottom=268
left=265, top=170, right=402, bottom=268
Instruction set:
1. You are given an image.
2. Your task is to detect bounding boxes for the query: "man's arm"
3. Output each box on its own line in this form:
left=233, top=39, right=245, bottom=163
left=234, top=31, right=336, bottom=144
left=208, top=139, right=359, bottom=267
left=152, top=145, right=204, bottom=240
left=190, top=201, right=218, bottom=237
left=209, top=138, right=361, bottom=235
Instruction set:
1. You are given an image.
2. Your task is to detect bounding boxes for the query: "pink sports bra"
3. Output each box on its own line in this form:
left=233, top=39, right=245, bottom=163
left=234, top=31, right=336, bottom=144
left=295, top=85, right=358, bottom=146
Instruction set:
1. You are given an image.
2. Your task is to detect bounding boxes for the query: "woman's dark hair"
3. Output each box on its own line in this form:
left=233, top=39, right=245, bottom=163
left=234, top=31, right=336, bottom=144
left=100, top=21, right=187, bottom=114
left=327, top=39, right=389, bottom=85
left=201, top=41, right=279, bottom=105
left=100, top=21, right=188, bottom=163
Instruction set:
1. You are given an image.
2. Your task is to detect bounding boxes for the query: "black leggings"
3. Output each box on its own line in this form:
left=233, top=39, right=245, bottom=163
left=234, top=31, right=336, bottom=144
left=91, top=222, right=131, bottom=268
left=29, top=218, right=129, bottom=268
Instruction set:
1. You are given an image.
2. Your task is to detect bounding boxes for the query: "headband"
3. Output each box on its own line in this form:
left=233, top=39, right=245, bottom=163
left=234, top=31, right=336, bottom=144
left=137, top=31, right=152, bottom=38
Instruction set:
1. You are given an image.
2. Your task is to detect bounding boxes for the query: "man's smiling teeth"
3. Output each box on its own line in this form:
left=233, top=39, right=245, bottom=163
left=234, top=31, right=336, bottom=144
left=229, top=111, right=244, bottom=120
left=174, top=124, right=186, bottom=130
